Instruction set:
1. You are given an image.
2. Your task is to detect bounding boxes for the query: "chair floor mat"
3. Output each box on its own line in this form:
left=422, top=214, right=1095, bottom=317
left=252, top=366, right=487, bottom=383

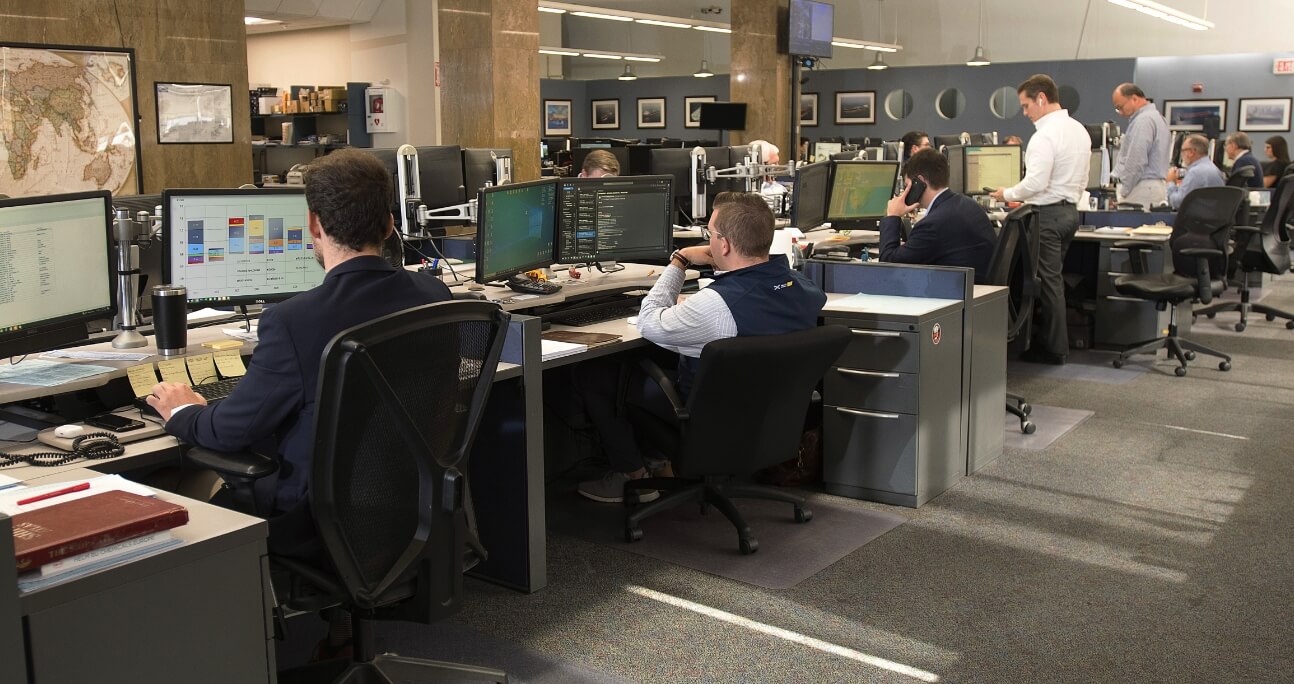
left=1009, top=349, right=1145, bottom=384
left=549, top=490, right=905, bottom=590
left=1004, top=404, right=1095, bottom=451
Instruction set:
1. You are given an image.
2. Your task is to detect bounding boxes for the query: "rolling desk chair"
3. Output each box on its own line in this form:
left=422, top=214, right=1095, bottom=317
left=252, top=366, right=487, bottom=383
left=1193, top=175, right=1294, bottom=331
left=185, top=301, right=511, bottom=683
left=1227, top=166, right=1257, bottom=187
left=1110, top=187, right=1245, bottom=376
left=985, top=205, right=1041, bottom=433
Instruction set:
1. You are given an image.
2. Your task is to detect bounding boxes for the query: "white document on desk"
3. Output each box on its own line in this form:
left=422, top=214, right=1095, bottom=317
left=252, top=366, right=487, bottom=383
left=0, top=359, right=116, bottom=387
left=541, top=339, right=588, bottom=361
left=0, top=474, right=157, bottom=516
left=41, top=350, right=153, bottom=362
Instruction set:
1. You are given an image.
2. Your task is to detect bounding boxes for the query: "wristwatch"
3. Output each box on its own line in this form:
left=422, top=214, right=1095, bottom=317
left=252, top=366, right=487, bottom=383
left=670, top=250, right=691, bottom=269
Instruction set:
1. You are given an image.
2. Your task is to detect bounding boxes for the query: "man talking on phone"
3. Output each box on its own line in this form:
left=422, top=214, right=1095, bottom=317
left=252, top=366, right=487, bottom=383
left=879, top=148, right=998, bottom=283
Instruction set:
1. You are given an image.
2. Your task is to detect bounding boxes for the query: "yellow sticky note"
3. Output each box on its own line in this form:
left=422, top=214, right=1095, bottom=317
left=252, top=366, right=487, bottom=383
left=213, top=349, right=247, bottom=378
left=185, top=353, right=219, bottom=386
left=157, top=358, right=192, bottom=385
left=126, top=364, right=160, bottom=398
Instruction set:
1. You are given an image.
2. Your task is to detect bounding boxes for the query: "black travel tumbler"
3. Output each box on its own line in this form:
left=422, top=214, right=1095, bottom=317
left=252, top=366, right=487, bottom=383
left=151, top=285, right=187, bottom=357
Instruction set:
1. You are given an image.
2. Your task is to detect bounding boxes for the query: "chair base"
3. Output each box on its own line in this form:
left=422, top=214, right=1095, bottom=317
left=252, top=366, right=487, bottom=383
left=1006, top=391, right=1035, bottom=434
left=332, top=655, right=509, bottom=684
left=623, top=476, right=811, bottom=555
left=1193, top=272, right=1294, bottom=332
left=1113, top=332, right=1232, bottom=376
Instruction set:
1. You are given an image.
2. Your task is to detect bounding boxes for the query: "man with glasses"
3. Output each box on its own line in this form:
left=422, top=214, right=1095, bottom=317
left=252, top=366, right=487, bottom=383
left=575, top=192, right=826, bottom=503
left=989, top=74, right=1090, bottom=365
left=1166, top=134, right=1224, bottom=210
left=1111, top=83, right=1170, bottom=208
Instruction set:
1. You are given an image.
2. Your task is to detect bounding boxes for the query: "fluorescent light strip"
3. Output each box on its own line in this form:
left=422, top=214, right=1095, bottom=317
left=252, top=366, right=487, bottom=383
left=582, top=52, right=622, bottom=59
left=830, top=39, right=900, bottom=52
left=636, top=18, right=692, bottom=28
left=244, top=16, right=281, bottom=25
left=538, top=6, right=566, bottom=13
left=1106, top=0, right=1213, bottom=30
left=571, top=10, right=632, bottom=22
left=539, top=48, right=580, bottom=56
left=693, top=25, right=732, bottom=33
left=541, top=45, right=662, bottom=62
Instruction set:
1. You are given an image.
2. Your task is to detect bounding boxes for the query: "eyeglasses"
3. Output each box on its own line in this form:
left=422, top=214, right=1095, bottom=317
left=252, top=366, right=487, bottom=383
left=701, top=227, right=725, bottom=241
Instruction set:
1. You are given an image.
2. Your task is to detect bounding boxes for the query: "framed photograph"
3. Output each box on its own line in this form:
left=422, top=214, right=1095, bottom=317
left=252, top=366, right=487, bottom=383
left=800, top=93, right=819, bottom=127
left=637, top=97, right=666, bottom=129
left=684, top=96, right=716, bottom=128
left=591, top=99, right=620, bottom=130
left=155, top=82, right=233, bottom=144
left=1163, top=99, right=1227, bottom=131
left=835, top=91, right=876, bottom=125
left=1239, top=97, right=1292, bottom=132
left=544, top=99, right=572, bottom=136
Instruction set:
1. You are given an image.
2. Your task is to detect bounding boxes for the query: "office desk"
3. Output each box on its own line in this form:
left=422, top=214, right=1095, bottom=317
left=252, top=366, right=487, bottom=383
left=8, top=468, right=273, bottom=683
left=1067, top=230, right=1180, bottom=349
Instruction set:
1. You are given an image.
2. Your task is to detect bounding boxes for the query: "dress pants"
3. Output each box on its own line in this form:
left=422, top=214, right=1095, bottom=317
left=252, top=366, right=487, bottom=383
left=1033, top=203, right=1081, bottom=357
left=1117, top=179, right=1168, bottom=208
left=571, top=356, right=677, bottom=474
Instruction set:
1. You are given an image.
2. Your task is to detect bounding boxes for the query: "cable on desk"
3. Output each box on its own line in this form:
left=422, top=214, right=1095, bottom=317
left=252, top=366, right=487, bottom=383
left=0, top=433, right=124, bottom=468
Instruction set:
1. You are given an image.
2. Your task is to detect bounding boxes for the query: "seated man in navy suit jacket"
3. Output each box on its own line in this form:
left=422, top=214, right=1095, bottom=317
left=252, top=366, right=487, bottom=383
left=147, top=149, right=452, bottom=528
left=879, top=148, right=998, bottom=283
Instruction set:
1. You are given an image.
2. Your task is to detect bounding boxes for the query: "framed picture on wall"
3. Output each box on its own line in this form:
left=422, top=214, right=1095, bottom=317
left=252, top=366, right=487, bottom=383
left=544, top=99, right=572, bottom=136
left=835, top=91, right=876, bottom=125
left=1163, top=99, right=1227, bottom=131
left=684, top=96, right=716, bottom=128
left=1238, top=97, right=1292, bottom=132
left=155, top=82, right=233, bottom=144
left=800, top=93, right=819, bottom=127
left=638, top=97, right=666, bottom=129
left=591, top=99, right=620, bottom=130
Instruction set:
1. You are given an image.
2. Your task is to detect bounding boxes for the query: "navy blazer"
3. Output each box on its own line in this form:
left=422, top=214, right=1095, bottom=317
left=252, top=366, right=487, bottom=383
left=879, top=190, right=998, bottom=283
left=165, top=255, right=452, bottom=512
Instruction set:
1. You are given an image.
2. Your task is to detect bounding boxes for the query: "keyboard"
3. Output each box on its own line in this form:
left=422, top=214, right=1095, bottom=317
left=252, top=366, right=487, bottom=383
left=547, top=300, right=642, bottom=327
left=507, top=277, right=562, bottom=295
left=192, top=376, right=243, bottom=401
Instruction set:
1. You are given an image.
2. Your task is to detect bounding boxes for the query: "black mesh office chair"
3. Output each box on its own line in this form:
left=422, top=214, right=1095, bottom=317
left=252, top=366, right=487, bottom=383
left=623, top=326, right=851, bottom=554
left=1226, top=165, right=1256, bottom=187
left=1193, top=175, right=1294, bottom=331
left=1111, top=186, right=1245, bottom=376
left=984, top=205, right=1041, bottom=434
left=186, top=301, right=511, bottom=683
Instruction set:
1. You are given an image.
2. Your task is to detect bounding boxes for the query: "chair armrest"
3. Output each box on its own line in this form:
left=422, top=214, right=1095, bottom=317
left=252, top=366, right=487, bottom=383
left=637, top=358, right=689, bottom=421
left=1112, top=240, right=1157, bottom=274
left=1179, top=247, right=1223, bottom=258
left=1179, top=248, right=1221, bottom=305
left=1116, top=202, right=1145, bottom=211
left=184, top=445, right=278, bottom=482
left=1232, top=225, right=1259, bottom=235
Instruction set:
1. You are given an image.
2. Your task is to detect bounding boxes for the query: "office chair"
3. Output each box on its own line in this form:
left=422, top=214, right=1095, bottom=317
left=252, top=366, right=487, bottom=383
left=185, top=301, right=511, bottom=683
left=985, top=205, right=1041, bottom=434
left=1227, top=166, right=1256, bottom=187
left=1193, top=175, right=1294, bottom=331
left=1110, top=186, right=1245, bottom=376
left=623, top=326, right=851, bottom=554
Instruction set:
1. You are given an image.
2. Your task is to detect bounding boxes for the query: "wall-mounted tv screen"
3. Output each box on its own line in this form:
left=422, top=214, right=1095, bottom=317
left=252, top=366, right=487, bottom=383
left=788, top=0, right=834, bottom=59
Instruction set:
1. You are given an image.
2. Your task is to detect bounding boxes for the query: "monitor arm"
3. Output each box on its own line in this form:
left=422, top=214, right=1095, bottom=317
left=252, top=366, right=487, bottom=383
left=396, top=144, right=479, bottom=236
left=690, top=145, right=795, bottom=220
left=111, top=207, right=161, bottom=349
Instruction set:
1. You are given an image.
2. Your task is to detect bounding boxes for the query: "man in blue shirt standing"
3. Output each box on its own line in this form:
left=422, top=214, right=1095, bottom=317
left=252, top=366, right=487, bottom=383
left=1166, top=134, right=1224, bottom=209
left=1223, top=132, right=1265, bottom=188
left=1111, top=83, right=1170, bottom=207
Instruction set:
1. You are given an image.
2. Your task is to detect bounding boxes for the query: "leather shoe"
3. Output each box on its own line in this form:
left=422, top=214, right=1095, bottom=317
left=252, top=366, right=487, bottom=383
left=1018, top=349, right=1066, bottom=365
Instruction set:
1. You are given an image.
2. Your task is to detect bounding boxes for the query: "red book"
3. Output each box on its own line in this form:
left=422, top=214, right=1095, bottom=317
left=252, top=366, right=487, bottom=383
left=11, top=491, right=189, bottom=572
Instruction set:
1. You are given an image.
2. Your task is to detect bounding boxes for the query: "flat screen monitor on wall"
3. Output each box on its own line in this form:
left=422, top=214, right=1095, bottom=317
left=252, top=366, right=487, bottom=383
left=698, top=103, right=748, bottom=131
left=788, top=0, right=834, bottom=59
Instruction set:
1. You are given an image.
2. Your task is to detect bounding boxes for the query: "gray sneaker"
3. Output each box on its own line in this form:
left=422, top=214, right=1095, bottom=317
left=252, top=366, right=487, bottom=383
left=578, top=471, right=660, bottom=503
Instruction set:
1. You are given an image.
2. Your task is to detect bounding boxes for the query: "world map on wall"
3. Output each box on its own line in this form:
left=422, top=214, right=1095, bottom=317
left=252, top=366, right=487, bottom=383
left=0, top=46, right=140, bottom=197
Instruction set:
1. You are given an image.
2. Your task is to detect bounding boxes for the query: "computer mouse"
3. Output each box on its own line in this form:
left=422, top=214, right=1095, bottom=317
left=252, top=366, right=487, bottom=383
left=467, top=283, right=485, bottom=291
left=54, top=424, right=83, bottom=439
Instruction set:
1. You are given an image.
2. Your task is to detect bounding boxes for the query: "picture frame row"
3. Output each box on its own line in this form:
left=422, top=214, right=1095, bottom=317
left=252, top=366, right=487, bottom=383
left=543, top=96, right=720, bottom=135
left=796, top=92, right=876, bottom=126
left=1162, top=97, right=1292, bottom=133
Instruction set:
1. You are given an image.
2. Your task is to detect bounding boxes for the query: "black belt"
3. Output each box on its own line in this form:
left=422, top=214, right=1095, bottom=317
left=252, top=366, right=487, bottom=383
left=1037, top=200, right=1076, bottom=208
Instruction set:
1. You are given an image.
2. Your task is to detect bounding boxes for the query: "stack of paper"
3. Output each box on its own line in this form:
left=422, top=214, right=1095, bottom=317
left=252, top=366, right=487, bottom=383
left=540, top=339, right=587, bottom=361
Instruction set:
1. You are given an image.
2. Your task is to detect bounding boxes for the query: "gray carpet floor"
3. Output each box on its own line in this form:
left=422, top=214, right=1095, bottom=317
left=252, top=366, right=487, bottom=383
left=342, top=273, right=1294, bottom=683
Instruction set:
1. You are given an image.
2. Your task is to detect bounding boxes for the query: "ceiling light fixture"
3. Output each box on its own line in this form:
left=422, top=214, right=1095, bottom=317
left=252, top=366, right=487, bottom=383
left=693, top=60, right=715, bottom=78
left=571, top=10, right=633, bottom=22
left=538, top=6, right=566, bottom=13
left=244, top=16, right=281, bottom=25
left=966, top=0, right=991, bottom=66
left=541, top=46, right=664, bottom=62
left=637, top=18, right=692, bottom=28
left=539, top=48, right=580, bottom=56
left=1106, top=0, right=1214, bottom=30
left=619, top=64, right=638, bottom=80
left=867, top=52, right=889, bottom=70
left=830, top=39, right=899, bottom=52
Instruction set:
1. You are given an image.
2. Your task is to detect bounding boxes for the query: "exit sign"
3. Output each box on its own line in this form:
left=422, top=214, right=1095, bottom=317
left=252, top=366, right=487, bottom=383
left=1276, top=58, right=1294, bottom=74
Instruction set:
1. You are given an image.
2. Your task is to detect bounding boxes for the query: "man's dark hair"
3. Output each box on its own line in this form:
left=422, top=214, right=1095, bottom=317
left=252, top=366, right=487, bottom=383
left=1117, top=83, right=1146, bottom=99
left=903, top=148, right=950, bottom=189
left=582, top=149, right=620, bottom=176
left=712, top=192, right=775, bottom=258
left=901, top=130, right=929, bottom=159
left=303, top=149, right=393, bottom=251
left=1017, top=74, right=1059, bottom=105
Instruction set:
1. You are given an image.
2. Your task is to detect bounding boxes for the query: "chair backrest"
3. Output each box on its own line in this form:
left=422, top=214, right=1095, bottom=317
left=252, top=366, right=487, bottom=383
left=678, top=326, right=851, bottom=476
left=1249, top=174, right=1294, bottom=274
left=984, top=204, right=1041, bottom=345
left=1226, top=165, right=1256, bottom=187
left=310, top=300, right=509, bottom=616
left=1169, top=186, right=1245, bottom=281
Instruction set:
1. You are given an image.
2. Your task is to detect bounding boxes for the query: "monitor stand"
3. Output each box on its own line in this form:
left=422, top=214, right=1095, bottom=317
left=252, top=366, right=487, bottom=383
left=593, top=260, right=624, bottom=274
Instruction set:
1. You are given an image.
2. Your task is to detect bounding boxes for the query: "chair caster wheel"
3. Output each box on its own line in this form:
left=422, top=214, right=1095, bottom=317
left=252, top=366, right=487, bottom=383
left=794, top=506, right=813, bottom=523
left=1235, top=322, right=1246, bottom=332
left=1175, top=366, right=1188, bottom=377
left=1184, top=350, right=1196, bottom=361
left=1266, top=313, right=1276, bottom=321
left=1219, top=361, right=1232, bottom=371
left=626, top=526, right=643, bottom=543
left=1019, top=402, right=1032, bottom=416
left=739, top=537, right=759, bottom=555
left=1112, top=358, right=1124, bottom=368
left=1286, top=321, right=1294, bottom=330
left=1021, top=421, right=1037, bottom=435
left=1206, top=313, right=1216, bottom=319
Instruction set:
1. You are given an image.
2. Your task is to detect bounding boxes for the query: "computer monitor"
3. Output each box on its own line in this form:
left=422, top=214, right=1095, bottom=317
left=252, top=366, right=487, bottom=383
left=1088, top=148, right=1108, bottom=190
left=0, top=191, right=115, bottom=358
left=932, top=135, right=963, bottom=150
left=648, top=147, right=694, bottom=199
left=474, top=179, right=558, bottom=285
left=463, top=148, right=512, bottom=194
left=575, top=138, right=613, bottom=149
left=827, top=161, right=900, bottom=226
left=790, top=161, right=830, bottom=230
left=787, top=0, right=834, bottom=58
left=162, top=188, right=323, bottom=307
left=698, top=103, right=747, bottom=131
left=814, top=141, right=842, bottom=162
left=359, top=146, right=468, bottom=236
left=555, top=175, right=673, bottom=266
left=953, top=145, right=1023, bottom=195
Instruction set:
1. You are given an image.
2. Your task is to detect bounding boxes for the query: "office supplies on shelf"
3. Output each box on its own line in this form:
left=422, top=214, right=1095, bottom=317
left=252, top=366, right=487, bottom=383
left=10, top=490, right=188, bottom=571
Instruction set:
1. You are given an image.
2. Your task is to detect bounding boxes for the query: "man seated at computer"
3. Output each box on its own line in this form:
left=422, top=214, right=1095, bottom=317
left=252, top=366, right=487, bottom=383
left=1223, top=132, right=1265, bottom=188
left=147, top=149, right=453, bottom=544
left=576, top=192, right=827, bottom=503
left=1166, top=134, right=1224, bottom=210
left=879, top=148, right=997, bottom=282
left=579, top=149, right=620, bottom=178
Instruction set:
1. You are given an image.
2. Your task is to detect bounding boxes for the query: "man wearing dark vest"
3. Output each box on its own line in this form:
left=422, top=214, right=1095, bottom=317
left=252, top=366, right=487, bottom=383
left=577, top=192, right=827, bottom=503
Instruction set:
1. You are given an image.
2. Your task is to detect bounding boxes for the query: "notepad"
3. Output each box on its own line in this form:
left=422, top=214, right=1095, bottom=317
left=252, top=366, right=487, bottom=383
left=126, top=364, right=160, bottom=397
left=213, top=349, right=247, bottom=378
left=185, top=353, right=219, bottom=385
left=156, top=358, right=192, bottom=385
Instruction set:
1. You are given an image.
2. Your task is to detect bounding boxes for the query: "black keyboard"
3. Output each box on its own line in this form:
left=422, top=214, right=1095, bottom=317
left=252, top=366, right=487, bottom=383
left=547, top=301, right=642, bottom=327
left=507, top=277, right=562, bottom=295
left=192, top=376, right=243, bottom=401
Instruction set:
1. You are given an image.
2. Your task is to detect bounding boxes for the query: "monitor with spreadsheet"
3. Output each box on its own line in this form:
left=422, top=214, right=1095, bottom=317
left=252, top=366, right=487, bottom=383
left=961, top=145, right=1023, bottom=195
left=555, top=175, right=673, bottom=265
left=163, top=188, right=323, bottom=307
left=475, top=179, right=558, bottom=284
left=0, top=191, right=115, bottom=358
left=790, top=161, right=830, bottom=230
left=827, top=160, right=900, bottom=222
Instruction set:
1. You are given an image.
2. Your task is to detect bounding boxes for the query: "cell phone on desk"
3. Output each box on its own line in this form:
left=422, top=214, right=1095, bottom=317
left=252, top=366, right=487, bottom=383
left=903, top=179, right=927, bottom=206
left=84, top=413, right=146, bottom=433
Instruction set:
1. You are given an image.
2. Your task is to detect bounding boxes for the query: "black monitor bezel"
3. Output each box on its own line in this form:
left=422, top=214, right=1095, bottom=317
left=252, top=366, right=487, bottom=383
left=0, top=190, right=116, bottom=358
left=554, top=175, right=675, bottom=265
left=787, top=0, right=834, bottom=59
left=961, top=144, right=1024, bottom=196
left=162, top=187, right=318, bottom=308
left=474, top=178, right=559, bottom=285
left=826, top=160, right=900, bottom=222
left=790, top=161, right=830, bottom=230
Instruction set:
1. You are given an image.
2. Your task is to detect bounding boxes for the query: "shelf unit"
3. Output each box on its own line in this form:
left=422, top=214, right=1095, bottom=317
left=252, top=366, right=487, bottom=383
left=250, top=82, right=372, bottom=182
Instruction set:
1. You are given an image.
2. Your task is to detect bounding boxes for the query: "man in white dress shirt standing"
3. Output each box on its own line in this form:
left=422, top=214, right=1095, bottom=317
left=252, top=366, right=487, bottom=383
left=990, top=74, right=1091, bottom=364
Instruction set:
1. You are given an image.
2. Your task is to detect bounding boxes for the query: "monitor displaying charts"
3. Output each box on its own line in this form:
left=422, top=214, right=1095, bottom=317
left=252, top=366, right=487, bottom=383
left=827, top=161, right=900, bottom=222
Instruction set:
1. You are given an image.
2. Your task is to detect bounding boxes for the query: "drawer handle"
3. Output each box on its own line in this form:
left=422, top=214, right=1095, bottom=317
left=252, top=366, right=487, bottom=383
left=835, top=407, right=901, bottom=419
left=1104, top=295, right=1146, bottom=302
left=837, top=368, right=901, bottom=378
left=850, top=329, right=902, bottom=338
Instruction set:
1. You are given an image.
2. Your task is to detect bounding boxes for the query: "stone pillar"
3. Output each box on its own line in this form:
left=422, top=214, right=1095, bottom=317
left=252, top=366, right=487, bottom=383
left=439, top=0, right=540, bottom=181
left=729, top=0, right=791, bottom=154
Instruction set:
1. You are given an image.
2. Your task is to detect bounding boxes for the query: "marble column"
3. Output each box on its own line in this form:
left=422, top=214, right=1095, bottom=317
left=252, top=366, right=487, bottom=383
left=730, top=0, right=791, bottom=155
left=439, top=0, right=540, bottom=181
